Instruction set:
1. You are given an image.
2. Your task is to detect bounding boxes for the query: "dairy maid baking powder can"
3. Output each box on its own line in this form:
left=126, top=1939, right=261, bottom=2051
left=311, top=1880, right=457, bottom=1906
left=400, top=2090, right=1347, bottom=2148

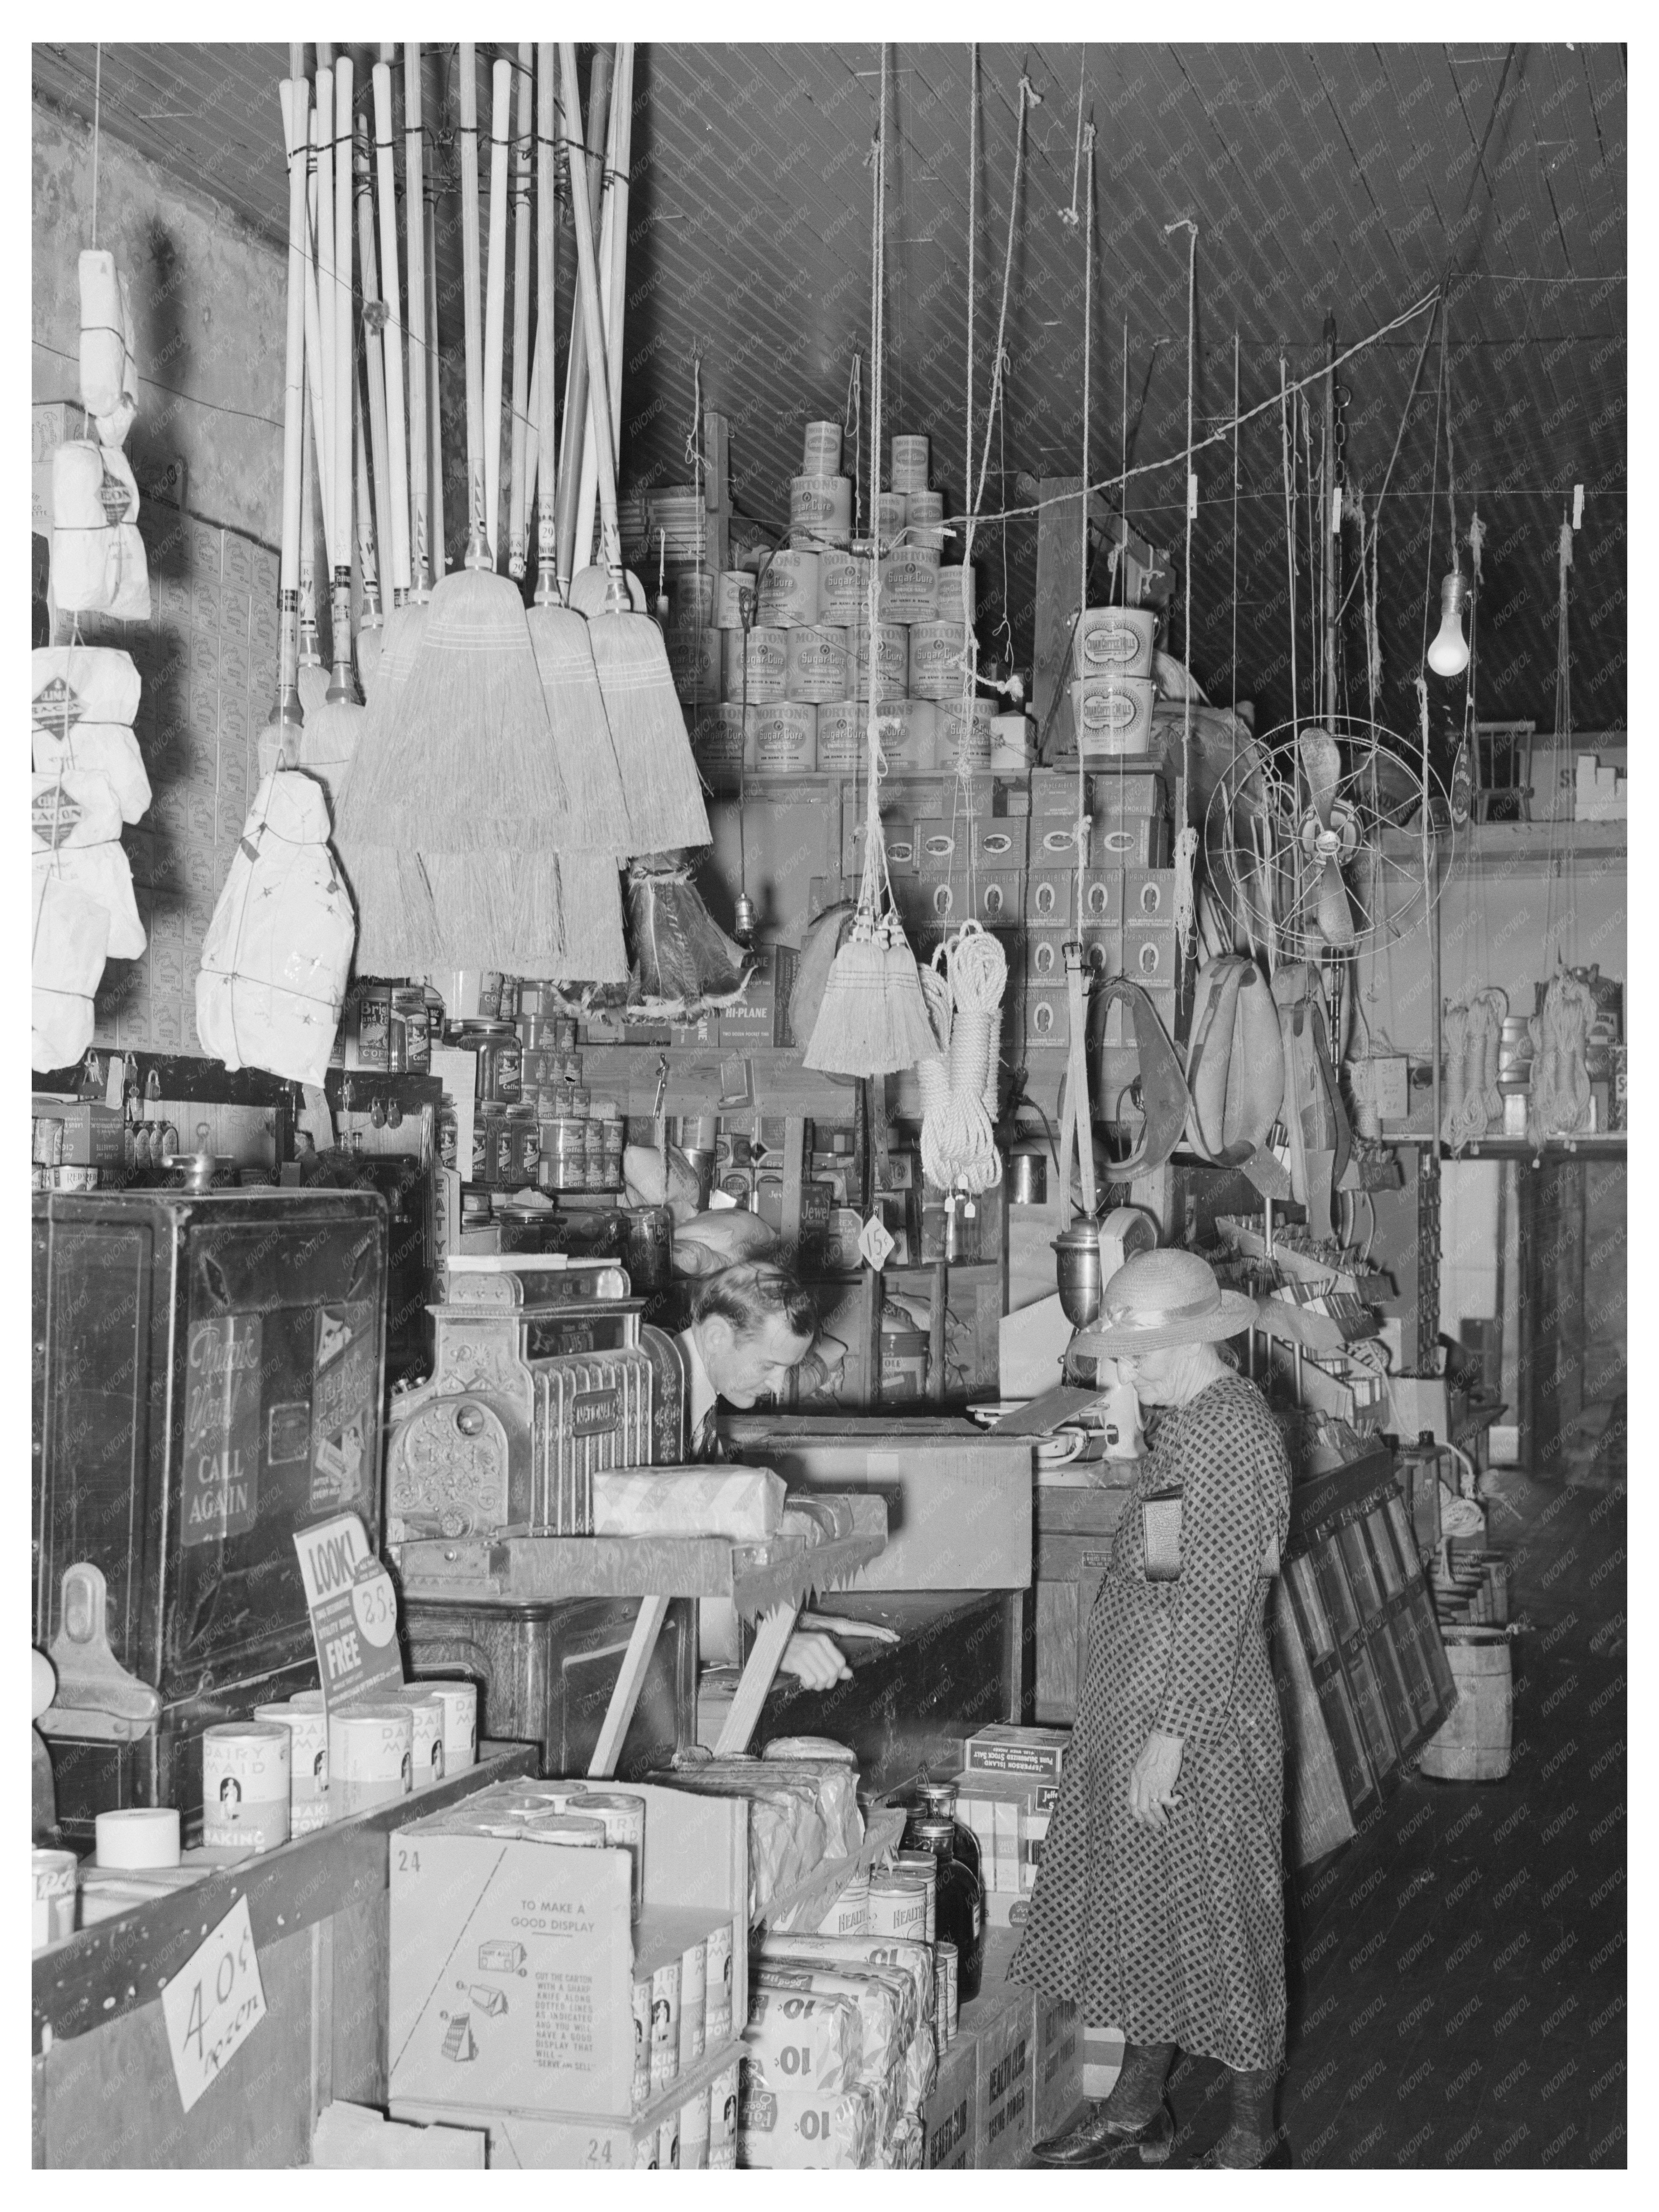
left=679, top=1933, right=709, bottom=2065
left=578, top=1789, right=646, bottom=1916
left=256, top=1701, right=329, bottom=1835
left=327, top=1703, right=413, bottom=1818
left=705, top=1915, right=735, bottom=2042
left=202, top=1721, right=292, bottom=1850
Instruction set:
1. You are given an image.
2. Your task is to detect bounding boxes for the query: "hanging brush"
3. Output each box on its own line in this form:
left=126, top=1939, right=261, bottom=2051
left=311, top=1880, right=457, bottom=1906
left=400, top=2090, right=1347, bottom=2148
left=353, top=115, right=398, bottom=658
left=372, top=61, right=412, bottom=610
left=560, top=39, right=710, bottom=858
left=334, top=46, right=566, bottom=863
left=555, top=47, right=613, bottom=601
left=352, top=372, right=385, bottom=695
left=507, top=44, right=533, bottom=582
left=404, top=43, right=431, bottom=601
left=296, top=97, right=331, bottom=719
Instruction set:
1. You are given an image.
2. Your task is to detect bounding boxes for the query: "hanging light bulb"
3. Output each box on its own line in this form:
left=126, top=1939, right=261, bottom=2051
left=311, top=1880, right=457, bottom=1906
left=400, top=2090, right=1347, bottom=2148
left=732, top=890, right=758, bottom=946
left=1428, top=569, right=1471, bottom=679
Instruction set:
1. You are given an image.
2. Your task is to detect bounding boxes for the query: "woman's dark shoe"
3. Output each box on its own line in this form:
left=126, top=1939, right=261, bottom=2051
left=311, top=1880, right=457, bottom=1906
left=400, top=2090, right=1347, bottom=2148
left=1032, top=2098, right=1176, bottom=2168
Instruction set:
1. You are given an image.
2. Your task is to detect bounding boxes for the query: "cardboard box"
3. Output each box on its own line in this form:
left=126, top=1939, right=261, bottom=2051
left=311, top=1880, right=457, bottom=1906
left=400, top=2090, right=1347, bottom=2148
left=965, top=1725, right=1070, bottom=1780
left=388, top=1781, right=747, bottom=2122
left=1088, top=766, right=1166, bottom=818
left=1024, top=988, right=1068, bottom=1048
left=1123, top=921, right=1178, bottom=989
left=984, top=1888, right=1034, bottom=1931
left=1076, top=867, right=1125, bottom=926
left=31, top=1097, right=127, bottom=1164
left=975, top=818, right=1027, bottom=870
left=718, top=1418, right=1033, bottom=1589
left=965, top=1978, right=1037, bottom=2169
left=715, top=944, right=798, bottom=1049
left=1034, top=1988, right=1083, bottom=2140
left=1025, top=869, right=1072, bottom=924
left=842, top=817, right=918, bottom=876
left=1031, top=818, right=1090, bottom=866
left=1123, top=866, right=1176, bottom=921
left=1082, top=2023, right=1127, bottom=2102
left=752, top=1177, right=833, bottom=1271
left=923, top=2031, right=978, bottom=2168
left=1090, top=813, right=1168, bottom=867
left=914, top=820, right=967, bottom=878
left=1029, top=769, right=1087, bottom=820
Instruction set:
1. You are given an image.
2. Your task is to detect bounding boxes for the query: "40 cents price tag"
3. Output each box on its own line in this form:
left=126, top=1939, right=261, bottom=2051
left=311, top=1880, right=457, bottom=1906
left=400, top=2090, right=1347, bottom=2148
left=160, top=1893, right=267, bottom=2113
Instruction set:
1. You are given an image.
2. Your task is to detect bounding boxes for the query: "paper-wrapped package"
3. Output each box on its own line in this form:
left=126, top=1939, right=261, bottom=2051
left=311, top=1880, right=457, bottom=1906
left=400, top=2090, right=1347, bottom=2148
left=672, top=1208, right=779, bottom=1277
left=32, top=768, right=124, bottom=852
left=742, top=1988, right=863, bottom=2094
left=34, top=845, right=145, bottom=959
left=32, top=645, right=142, bottom=731
left=32, top=722, right=151, bottom=825
left=195, top=771, right=354, bottom=1086
left=590, top=1465, right=785, bottom=1541
left=31, top=867, right=110, bottom=1069
left=51, top=442, right=149, bottom=618
left=79, top=250, right=138, bottom=445
left=737, top=2073, right=878, bottom=2170
left=755, top=1961, right=912, bottom=2084
left=759, top=1934, right=934, bottom=2046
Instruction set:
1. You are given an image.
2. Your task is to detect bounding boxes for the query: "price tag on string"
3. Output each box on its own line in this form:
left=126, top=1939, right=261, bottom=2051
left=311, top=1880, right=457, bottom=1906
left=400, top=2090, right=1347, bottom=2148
left=294, top=1511, right=404, bottom=1712
left=159, top=1894, right=267, bottom=2114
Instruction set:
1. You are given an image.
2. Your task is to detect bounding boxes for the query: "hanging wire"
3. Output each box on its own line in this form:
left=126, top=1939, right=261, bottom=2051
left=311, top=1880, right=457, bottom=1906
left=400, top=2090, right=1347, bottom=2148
left=1073, top=123, right=1096, bottom=944
left=1058, top=46, right=1086, bottom=225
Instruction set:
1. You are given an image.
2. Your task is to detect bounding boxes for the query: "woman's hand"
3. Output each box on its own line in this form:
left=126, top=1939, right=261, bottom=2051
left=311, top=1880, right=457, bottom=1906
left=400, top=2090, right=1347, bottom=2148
left=1127, top=1728, right=1184, bottom=1831
left=779, top=1632, right=852, bottom=1689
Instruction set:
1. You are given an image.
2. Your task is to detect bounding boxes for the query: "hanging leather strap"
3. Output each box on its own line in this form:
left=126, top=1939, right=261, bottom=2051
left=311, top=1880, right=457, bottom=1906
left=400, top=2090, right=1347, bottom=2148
left=1096, top=976, right=1191, bottom=1179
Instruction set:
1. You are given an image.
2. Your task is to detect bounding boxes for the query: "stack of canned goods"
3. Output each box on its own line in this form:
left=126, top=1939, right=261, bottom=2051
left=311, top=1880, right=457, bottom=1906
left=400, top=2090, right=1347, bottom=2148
left=31, top=1116, right=100, bottom=1192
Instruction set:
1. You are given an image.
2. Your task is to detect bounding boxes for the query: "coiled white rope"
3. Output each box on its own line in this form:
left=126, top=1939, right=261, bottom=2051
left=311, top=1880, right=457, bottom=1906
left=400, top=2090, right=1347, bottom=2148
left=917, top=923, right=1007, bottom=1195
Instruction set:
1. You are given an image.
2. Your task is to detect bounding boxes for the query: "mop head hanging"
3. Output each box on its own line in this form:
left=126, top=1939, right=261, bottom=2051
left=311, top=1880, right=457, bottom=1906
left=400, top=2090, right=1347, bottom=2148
left=804, top=908, right=938, bottom=1077
left=335, top=566, right=568, bottom=854
left=625, top=854, right=748, bottom=1006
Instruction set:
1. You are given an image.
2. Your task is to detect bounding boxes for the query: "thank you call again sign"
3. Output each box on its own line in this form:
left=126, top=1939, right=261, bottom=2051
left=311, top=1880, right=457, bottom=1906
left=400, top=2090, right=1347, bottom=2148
left=182, top=1315, right=263, bottom=1544
left=294, top=1512, right=404, bottom=1711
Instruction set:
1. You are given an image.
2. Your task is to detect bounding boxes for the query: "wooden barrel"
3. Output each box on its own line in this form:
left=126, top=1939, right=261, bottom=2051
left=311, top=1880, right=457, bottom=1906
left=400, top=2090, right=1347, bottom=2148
left=1419, top=1627, right=1512, bottom=1781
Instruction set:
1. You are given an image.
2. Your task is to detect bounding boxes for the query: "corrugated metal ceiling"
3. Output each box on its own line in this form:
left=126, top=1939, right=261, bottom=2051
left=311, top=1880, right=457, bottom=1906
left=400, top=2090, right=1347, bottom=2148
left=33, top=41, right=1626, bottom=739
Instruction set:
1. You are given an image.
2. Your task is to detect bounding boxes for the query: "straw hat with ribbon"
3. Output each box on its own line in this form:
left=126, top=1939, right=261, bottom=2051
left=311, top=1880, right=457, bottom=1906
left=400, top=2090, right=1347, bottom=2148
left=1084, top=1249, right=1259, bottom=1356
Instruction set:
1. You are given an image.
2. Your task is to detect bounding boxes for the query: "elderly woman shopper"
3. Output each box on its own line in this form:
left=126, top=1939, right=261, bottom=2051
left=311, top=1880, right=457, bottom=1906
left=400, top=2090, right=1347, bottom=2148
left=1011, top=1248, right=1291, bottom=2169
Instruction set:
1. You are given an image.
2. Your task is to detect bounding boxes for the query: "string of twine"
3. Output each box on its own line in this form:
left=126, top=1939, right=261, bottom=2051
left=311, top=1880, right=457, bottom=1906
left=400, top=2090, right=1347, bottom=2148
left=855, top=46, right=893, bottom=942
left=1170, top=215, right=1198, bottom=986
left=1073, top=124, right=1095, bottom=944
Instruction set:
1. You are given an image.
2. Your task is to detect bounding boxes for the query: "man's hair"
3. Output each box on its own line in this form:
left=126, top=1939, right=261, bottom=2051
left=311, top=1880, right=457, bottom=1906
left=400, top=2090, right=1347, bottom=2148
left=691, top=1261, right=817, bottom=1344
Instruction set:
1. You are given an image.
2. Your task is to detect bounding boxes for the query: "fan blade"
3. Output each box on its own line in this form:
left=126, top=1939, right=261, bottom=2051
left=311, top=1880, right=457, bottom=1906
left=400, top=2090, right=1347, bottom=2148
left=1317, top=854, right=1356, bottom=946
left=1299, top=730, right=1341, bottom=832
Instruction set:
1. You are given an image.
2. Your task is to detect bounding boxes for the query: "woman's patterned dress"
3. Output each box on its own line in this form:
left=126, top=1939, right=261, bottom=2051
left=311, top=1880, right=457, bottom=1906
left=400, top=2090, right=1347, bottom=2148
left=1009, top=1374, right=1292, bottom=2071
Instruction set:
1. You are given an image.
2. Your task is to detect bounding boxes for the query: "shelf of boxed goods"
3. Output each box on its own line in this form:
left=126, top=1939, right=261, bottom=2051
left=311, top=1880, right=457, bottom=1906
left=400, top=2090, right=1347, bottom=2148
left=31, top=1742, right=537, bottom=2168
left=397, top=1506, right=888, bottom=1771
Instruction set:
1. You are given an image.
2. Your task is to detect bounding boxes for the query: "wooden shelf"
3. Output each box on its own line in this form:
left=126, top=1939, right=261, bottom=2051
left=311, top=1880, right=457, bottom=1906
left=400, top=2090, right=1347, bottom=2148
left=1380, top=819, right=1626, bottom=871
left=1443, top=1133, right=1625, bottom=1163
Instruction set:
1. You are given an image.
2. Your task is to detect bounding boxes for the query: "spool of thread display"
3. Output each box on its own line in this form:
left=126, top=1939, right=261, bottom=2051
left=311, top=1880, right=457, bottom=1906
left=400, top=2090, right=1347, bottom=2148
left=202, top=1722, right=292, bottom=1851
left=256, top=1703, right=330, bottom=1835
left=890, top=435, right=930, bottom=492
left=816, top=699, right=864, bottom=771
left=327, top=1704, right=413, bottom=1819
left=784, top=624, right=851, bottom=703
left=802, top=420, right=842, bottom=474
left=755, top=548, right=820, bottom=629
left=904, top=487, right=946, bottom=551
left=752, top=702, right=817, bottom=772
left=936, top=697, right=995, bottom=771
left=33, top=1849, right=77, bottom=1950
left=721, top=627, right=787, bottom=704
left=94, top=1807, right=181, bottom=1870
left=907, top=619, right=973, bottom=701
left=788, top=475, right=853, bottom=549
left=713, top=570, right=756, bottom=630
left=817, top=552, right=865, bottom=625
left=874, top=697, right=937, bottom=773
left=878, top=545, right=941, bottom=625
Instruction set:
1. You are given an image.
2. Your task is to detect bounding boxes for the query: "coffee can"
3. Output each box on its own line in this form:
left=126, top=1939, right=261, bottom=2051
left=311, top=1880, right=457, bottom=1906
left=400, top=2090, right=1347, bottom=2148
left=681, top=2088, right=711, bottom=2170
left=679, top=1933, right=709, bottom=2066
left=202, top=1722, right=292, bottom=1851
left=32, top=1849, right=77, bottom=1950
left=327, top=1704, right=413, bottom=1819
left=579, top=1789, right=647, bottom=1916
left=894, top=1848, right=938, bottom=1941
left=649, top=1957, right=682, bottom=2092
left=866, top=1869, right=929, bottom=1941
left=704, top=1915, right=735, bottom=2043
left=256, top=1702, right=330, bottom=1835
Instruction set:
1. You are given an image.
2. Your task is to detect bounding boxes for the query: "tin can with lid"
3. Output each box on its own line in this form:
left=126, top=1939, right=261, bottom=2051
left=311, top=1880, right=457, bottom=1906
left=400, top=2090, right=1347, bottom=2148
left=657, top=2108, right=682, bottom=2171
left=891, top=434, right=930, bottom=492
left=817, top=551, right=865, bottom=625
left=437, top=1103, right=458, bottom=1171
left=802, top=420, right=843, bottom=474
left=468, top=1021, right=522, bottom=1104
left=649, top=1957, right=682, bottom=2092
left=679, top=1933, right=709, bottom=2065
left=202, top=1721, right=292, bottom=1851
left=935, top=1939, right=960, bottom=2043
left=714, top=569, right=757, bottom=630
left=755, top=547, right=821, bottom=629
left=825, top=1872, right=872, bottom=1935
left=722, top=626, right=788, bottom=704
left=32, top=1117, right=64, bottom=1166
left=33, top=1849, right=77, bottom=1950
left=386, top=1690, right=447, bottom=1787
left=705, top=1916, right=735, bottom=2043
left=352, top=981, right=392, bottom=1069
left=419, top=1680, right=478, bottom=1773
left=327, top=1703, right=413, bottom=1819
left=681, top=2088, right=711, bottom=2170
left=631, top=1972, right=654, bottom=2110
left=875, top=490, right=907, bottom=547
left=866, top=1868, right=929, bottom=1941
left=816, top=698, right=863, bottom=771
left=255, top=1702, right=329, bottom=1834
left=579, top=1789, right=646, bottom=1916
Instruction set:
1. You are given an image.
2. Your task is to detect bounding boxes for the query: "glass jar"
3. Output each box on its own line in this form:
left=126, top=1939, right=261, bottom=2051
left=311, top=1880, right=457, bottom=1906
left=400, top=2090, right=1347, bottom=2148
left=909, top=1814, right=985, bottom=2004
left=913, top=1778, right=982, bottom=1889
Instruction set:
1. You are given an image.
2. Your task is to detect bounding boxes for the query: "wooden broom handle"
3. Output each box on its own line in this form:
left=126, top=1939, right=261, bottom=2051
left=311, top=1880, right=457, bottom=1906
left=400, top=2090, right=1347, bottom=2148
left=277, top=79, right=309, bottom=600
left=560, top=43, right=625, bottom=576
left=604, top=45, right=632, bottom=453
left=572, top=44, right=624, bottom=573
left=535, top=44, right=558, bottom=586
left=457, top=43, right=487, bottom=566
left=354, top=120, right=394, bottom=611
left=483, top=58, right=512, bottom=571
left=313, top=67, right=336, bottom=543
left=404, top=43, right=429, bottom=593
left=554, top=44, right=612, bottom=589
left=508, top=44, right=533, bottom=577
left=333, top=56, right=354, bottom=598
left=372, top=64, right=411, bottom=595
left=302, top=111, right=333, bottom=571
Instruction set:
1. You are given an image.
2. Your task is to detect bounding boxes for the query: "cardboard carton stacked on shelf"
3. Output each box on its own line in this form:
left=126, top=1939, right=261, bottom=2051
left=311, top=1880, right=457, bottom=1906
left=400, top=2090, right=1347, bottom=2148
left=952, top=1725, right=1068, bottom=1930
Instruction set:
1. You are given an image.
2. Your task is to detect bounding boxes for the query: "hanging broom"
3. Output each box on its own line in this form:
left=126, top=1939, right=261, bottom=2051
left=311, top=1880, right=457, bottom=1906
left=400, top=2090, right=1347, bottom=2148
left=351, top=373, right=385, bottom=697
left=260, top=70, right=310, bottom=774
left=298, top=54, right=363, bottom=813
left=328, top=606, right=443, bottom=976
left=404, top=42, right=432, bottom=602
left=804, top=45, right=935, bottom=1078
left=555, top=45, right=613, bottom=600
left=333, top=47, right=565, bottom=862
left=507, top=44, right=533, bottom=582
left=560, top=39, right=710, bottom=858
left=353, top=110, right=397, bottom=661
left=297, top=81, right=334, bottom=720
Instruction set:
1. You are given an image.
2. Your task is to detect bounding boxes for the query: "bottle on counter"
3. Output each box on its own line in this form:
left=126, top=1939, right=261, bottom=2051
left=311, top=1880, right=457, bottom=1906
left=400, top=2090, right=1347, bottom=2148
left=909, top=1812, right=985, bottom=2004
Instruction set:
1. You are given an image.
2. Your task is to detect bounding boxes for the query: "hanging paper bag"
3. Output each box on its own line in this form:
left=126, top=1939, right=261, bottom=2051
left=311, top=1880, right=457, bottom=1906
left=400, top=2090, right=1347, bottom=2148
left=32, top=644, right=142, bottom=731
left=31, top=867, right=110, bottom=1070
left=78, top=249, right=138, bottom=445
left=31, top=767, right=124, bottom=852
left=31, top=722, right=151, bottom=826
left=33, top=844, right=146, bottom=961
left=195, top=771, right=354, bottom=1087
left=51, top=441, right=149, bottom=619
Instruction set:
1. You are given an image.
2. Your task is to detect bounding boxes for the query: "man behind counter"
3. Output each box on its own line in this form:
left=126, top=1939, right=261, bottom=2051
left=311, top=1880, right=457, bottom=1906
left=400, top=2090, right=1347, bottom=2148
left=680, top=1261, right=852, bottom=1692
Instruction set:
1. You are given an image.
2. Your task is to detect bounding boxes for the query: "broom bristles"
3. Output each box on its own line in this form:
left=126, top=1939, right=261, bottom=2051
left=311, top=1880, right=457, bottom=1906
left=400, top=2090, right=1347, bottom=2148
left=331, top=604, right=428, bottom=845
left=356, top=624, right=385, bottom=698
left=587, top=610, right=712, bottom=853
left=340, top=570, right=568, bottom=854
left=296, top=698, right=363, bottom=818
left=525, top=603, right=632, bottom=858
left=421, top=849, right=536, bottom=972
left=298, top=662, right=330, bottom=718
left=804, top=933, right=940, bottom=1076
left=332, top=840, right=445, bottom=975
left=488, top=851, right=630, bottom=982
